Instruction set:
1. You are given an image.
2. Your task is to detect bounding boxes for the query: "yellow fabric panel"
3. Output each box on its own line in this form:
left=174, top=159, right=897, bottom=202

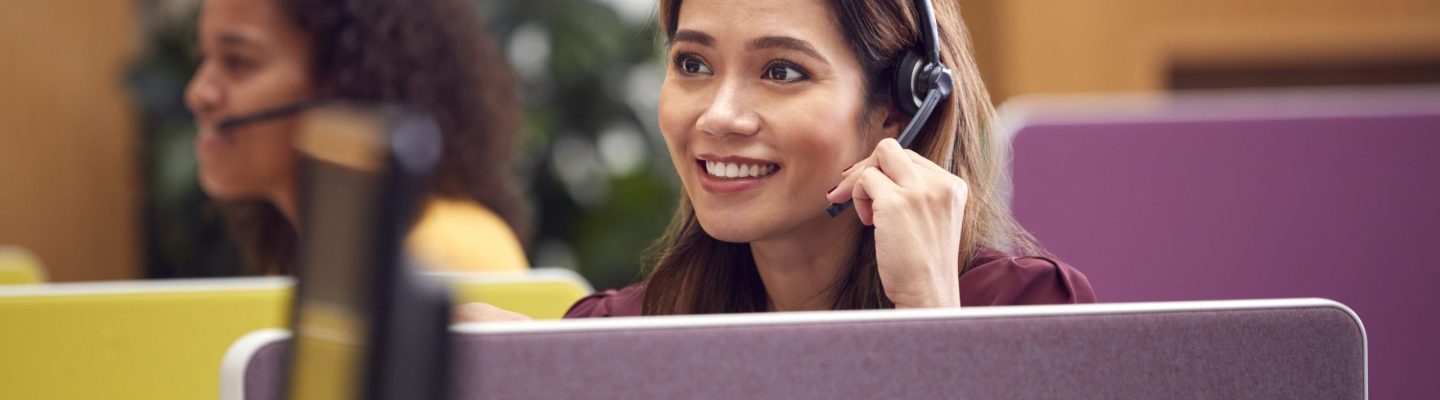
left=0, top=246, right=46, bottom=284
left=446, top=273, right=593, bottom=320
left=0, top=281, right=290, bottom=400
left=406, top=199, right=530, bottom=272
left=0, top=271, right=589, bottom=400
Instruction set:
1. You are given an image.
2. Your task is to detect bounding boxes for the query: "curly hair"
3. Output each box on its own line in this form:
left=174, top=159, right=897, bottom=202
left=225, top=0, right=528, bottom=274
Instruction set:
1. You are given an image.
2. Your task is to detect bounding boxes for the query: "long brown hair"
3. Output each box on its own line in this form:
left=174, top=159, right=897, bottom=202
left=642, top=0, right=1042, bottom=315
left=221, top=0, right=527, bottom=275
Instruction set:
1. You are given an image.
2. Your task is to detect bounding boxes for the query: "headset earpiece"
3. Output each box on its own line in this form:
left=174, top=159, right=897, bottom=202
left=893, top=50, right=926, bottom=116
left=891, top=0, right=952, bottom=118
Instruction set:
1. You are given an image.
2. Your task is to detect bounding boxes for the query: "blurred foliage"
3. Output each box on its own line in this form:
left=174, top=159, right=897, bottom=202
left=128, top=0, right=677, bottom=290
left=129, top=3, right=242, bottom=278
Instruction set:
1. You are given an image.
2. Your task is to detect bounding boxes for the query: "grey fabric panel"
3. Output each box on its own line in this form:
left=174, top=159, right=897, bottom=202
left=243, top=305, right=1363, bottom=399
left=244, top=340, right=287, bottom=400
left=449, top=306, right=1363, bottom=399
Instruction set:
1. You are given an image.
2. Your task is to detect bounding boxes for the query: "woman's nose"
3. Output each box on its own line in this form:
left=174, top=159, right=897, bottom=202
left=184, top=66, right=222, bottom=117
left=697, top=81, right=760, bottom=138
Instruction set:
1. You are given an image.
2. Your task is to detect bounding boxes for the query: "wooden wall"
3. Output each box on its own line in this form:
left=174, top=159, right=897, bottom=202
left=958, top=0, right=1440, bottom=103
left=0, top=1, right=141, bottom=281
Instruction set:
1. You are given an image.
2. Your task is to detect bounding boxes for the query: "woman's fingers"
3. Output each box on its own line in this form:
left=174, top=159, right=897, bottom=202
left=827, top=156, right=873, bottom=203
left=873, top=138, right=920, bottom=186
left=851, top=166, right=902, bottom=226
left=836, top=141, right=968, bottom=309
left=828, top=139, right=929, bottom=205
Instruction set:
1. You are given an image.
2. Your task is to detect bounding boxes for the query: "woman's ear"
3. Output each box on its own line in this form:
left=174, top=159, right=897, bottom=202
left=875, top=103, right=909, bottom=140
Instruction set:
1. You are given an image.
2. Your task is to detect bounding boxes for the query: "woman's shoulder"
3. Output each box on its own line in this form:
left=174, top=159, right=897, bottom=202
left=564, top=283, right=647, bottom=318
left=406, top=199, right=530, bottom=272
left=959, top=247, right=1096, bottom=306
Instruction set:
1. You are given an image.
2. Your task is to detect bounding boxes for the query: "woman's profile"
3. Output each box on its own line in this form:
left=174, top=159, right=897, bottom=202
left=185, top=0, right=530, bottom=274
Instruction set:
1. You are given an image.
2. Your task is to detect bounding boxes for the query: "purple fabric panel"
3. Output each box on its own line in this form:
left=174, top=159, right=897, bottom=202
left=450, top=307, right=1363, bottom=399
left=244, top=341, right=288, bottom=400
left=1010, top=110, right=1440, bottom=398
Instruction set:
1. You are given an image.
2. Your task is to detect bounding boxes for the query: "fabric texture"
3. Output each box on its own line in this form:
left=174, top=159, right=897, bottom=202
left=450, top=306, right=1364, bottom=399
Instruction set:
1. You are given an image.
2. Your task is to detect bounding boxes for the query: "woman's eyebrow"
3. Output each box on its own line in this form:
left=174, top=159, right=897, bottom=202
left=672, top=29, right=715, bottom=48
left=748, top=36, right=830, bottom=66
left=671, top=30, right=830, bottom=66
left=215, top=32, right=260, bottom=49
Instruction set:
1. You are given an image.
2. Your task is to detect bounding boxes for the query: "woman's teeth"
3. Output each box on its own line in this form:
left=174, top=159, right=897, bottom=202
left=704, top=160, right=778, bottom=179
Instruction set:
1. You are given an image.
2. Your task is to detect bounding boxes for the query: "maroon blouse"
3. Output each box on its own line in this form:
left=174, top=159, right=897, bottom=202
left=565, top=248, right=1095, bottom=318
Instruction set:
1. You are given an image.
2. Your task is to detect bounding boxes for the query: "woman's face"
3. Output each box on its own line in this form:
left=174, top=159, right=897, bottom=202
left=659, top=0, right=888, bottom=243
left=185, top=0, right=316, bottom=200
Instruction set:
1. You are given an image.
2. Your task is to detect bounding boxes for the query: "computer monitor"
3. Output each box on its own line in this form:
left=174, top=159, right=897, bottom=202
left=284, top=104, right=452, bottom=400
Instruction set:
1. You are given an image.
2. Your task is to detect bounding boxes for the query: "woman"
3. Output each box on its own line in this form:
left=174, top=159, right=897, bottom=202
left=457, top=0, right=1092, bottom=322
left=185, top=0, right=530, bottom=274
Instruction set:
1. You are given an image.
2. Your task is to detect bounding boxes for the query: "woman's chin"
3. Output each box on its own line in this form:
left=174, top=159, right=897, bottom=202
left=695, top=211, right=769, bottom=243
left=198, top=173, right=256, bottom=200
left=700, top=226, right=760, bottom=244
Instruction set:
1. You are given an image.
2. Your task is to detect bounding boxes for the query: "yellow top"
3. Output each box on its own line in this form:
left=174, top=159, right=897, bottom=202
left=0, top=246, right=45, bottom=284
left=405, top=199, right=529, bottom=272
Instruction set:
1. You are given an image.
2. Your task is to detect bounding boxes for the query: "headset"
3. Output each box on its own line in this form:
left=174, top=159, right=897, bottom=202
left=827, top=0, right=956, bottom=217
left=892, top=0, right=955, bottom=146
left=216, top=98, right=328, bottom=133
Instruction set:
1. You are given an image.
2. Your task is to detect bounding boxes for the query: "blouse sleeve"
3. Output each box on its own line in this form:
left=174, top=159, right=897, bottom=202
left=564, top=284, right=646, bottom=318
left=959, top=254, right=1096, bottom=306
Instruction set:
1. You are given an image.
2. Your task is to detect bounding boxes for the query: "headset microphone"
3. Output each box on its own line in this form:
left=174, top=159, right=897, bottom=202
left=828, top=0, right=955, bottom=217
left=217, top=99, right=328, bottom=133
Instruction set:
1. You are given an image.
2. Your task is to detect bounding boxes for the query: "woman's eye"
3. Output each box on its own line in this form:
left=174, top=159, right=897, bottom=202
left=763, top=61, right=808, bottom=83
left=222, top=55, right=256, bottom=74
left=674, top=54, right=712, bottom=76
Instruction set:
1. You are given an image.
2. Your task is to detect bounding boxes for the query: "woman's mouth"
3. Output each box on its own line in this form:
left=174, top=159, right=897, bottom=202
left=695, top=157, right=781, bottom=194
left=195, top=127, right=231, bottom=154
left=702, top=159, right=779, bottom=179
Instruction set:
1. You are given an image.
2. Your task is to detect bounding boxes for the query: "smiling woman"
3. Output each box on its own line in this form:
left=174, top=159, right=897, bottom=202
left=185, top=0, right=530, bottom=274
left=458, top=0, right=1094, bottom=322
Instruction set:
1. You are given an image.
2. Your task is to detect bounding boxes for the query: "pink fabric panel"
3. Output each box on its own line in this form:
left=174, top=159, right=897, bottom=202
left=1009, top=89, right=1440, bottom=398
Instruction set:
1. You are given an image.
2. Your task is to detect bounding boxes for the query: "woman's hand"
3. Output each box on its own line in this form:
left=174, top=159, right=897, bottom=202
left=452, top=302, right=534, bottom=323
left=826, top=138, right=966, bottom=308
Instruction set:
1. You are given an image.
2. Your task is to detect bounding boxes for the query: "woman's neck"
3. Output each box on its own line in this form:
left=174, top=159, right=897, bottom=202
left=749, top=210, right=861, bottom=312
left=270, top=184, right=300, bottom=232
